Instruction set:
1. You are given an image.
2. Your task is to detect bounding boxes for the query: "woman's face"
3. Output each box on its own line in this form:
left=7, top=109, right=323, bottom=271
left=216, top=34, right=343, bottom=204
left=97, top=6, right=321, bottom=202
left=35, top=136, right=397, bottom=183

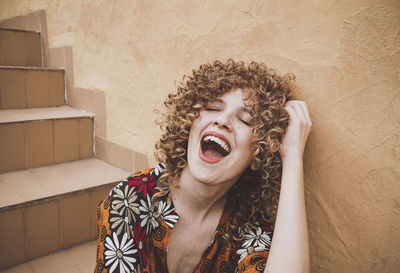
left=185, top=88, right=257, bottom=187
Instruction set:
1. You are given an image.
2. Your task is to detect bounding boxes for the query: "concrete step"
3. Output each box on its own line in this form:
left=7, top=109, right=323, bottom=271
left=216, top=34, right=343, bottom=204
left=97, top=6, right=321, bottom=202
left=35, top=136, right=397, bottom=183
left=0, top=240, right=96, bottom=273
left=0, top=158, right=130, bottom=270
left=0, top=66, right=65, bottom=109
left=0, top=106, right=95, bottom=173
left=0, top=28, right=42, bottom=67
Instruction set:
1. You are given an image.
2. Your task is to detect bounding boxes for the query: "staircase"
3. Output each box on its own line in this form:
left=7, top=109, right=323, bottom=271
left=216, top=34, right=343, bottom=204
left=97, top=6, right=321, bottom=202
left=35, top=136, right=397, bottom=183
left=0, top=28, right=131, bottom=270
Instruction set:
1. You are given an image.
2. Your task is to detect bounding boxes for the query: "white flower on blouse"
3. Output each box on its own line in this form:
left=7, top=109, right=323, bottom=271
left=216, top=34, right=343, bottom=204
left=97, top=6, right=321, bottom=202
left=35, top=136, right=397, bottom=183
left=104, top=232, right=137, bottom=273
left=237, top=227, right=271, bottom=262
left=242, top=227, right=271, bottom=248
left=139, top=194, right=159, bottom=233
left=151, top=162, right=166, bottom=177
left=109, top=210, right=133, bottom=239
left=237, top=245, right=268, bottom=262
left=157, top=200, right=179, bottom=228
left=111, top=184, right=140, bottom=223
left=109, top=180, right=126, bottom=197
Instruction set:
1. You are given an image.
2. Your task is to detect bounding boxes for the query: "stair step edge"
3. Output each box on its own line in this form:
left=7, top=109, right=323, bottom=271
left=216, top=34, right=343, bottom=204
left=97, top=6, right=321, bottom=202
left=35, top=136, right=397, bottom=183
left=0, top=28, right=40, bottom=34
left=0, top=65, right=64, bottom=71
left=0, top=106, right=95, bottom=124
left=0, top=158, right=131, bottom=211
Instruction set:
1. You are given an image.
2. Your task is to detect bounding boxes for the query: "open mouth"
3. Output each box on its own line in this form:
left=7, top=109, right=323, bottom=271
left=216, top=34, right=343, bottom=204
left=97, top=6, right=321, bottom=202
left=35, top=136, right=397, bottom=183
left=200, top=133, right=231, bottom=163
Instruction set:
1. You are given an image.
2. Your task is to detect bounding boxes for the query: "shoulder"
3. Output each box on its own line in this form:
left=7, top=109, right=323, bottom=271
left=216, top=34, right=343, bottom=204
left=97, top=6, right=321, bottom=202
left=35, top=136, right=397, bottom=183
left=95, top=163, right=166, bottom=271
left=104, top=163, right=166, bottom=223
left=103, top=163, right=167, bottom=235
left=108, top=162, right=166, bottom=200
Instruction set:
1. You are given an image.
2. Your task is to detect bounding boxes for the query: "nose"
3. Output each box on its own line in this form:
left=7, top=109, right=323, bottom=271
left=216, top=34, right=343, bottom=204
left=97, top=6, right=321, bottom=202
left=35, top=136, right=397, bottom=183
left=213, top=114, right=232, bottom=132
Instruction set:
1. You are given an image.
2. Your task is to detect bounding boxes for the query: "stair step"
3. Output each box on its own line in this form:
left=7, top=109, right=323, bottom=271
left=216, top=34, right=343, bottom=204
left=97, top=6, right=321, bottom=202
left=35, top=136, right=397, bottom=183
left=0, top=66, right=65, bottom=109
left=0, top=240, right=96, bottom=273
left=0, top=158, right=130, bottom=270
left=0, top=28, right=42, bottom=67
left=0, top=105, right=93, bottom=123
left=0, top=158, right=129, bottom=208
left=0, top=106, right=95, bottom=173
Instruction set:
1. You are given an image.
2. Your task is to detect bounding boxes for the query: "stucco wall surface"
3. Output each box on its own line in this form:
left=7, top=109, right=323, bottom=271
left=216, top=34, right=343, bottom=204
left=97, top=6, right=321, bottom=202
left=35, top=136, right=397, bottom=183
left=1, top=0, right=399, bottom=272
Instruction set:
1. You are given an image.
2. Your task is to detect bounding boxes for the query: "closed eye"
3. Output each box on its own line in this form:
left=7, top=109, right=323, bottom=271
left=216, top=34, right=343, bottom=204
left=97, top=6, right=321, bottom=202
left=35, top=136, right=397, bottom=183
left=238, top=112, right=251, bottom=126
left=239, top=118, right=250, bottom=126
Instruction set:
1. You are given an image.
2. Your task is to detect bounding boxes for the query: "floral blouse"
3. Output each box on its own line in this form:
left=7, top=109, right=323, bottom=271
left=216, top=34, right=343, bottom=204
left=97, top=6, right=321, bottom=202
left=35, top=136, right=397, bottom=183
left=95, top=164, right=273, bottom=273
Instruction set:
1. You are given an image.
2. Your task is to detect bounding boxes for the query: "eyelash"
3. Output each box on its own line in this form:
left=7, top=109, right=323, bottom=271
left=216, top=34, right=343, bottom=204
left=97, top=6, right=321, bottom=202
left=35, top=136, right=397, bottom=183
left=239, top=119, right=250, bottom=126
left=206, top=108, right=220, bottom=111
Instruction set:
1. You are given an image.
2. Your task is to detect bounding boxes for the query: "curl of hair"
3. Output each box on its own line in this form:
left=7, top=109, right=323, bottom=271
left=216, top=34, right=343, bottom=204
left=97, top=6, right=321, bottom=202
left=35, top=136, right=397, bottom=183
left=154, top=59, right=294, bottom=237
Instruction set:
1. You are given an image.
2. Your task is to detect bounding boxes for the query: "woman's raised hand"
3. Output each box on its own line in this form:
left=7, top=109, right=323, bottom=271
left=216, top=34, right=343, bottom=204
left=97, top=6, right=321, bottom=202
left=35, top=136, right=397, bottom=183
left=280, top=100, right=312, bottom=160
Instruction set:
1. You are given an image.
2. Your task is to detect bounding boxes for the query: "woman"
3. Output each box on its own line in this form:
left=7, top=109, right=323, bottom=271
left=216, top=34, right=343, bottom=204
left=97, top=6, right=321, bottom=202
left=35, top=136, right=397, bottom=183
left=95, top=59, right=311, bottom=273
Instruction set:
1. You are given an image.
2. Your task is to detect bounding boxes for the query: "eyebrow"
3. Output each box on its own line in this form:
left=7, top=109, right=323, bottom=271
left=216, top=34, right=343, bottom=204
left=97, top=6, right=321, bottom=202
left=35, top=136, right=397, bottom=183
left=212, top=98, right=224, bottom=104
left=241, top=107, right=252, bottom=114
left=209, top=99, right=252, bottom=114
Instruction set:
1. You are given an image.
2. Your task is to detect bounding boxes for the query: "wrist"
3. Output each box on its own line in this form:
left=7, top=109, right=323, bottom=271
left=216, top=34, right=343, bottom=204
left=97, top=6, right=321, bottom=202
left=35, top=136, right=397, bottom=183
left=281, top=151, right=303, bottom=162
left=280, top=155, right=305, bottom=188
left=281, top=153, right=304, bottom=169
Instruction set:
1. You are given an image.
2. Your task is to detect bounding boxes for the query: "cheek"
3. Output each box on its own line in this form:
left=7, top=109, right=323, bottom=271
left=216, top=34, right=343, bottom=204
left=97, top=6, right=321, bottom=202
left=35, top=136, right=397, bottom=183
left=187, top=118, right=203, bottom=149
left=189, top=113, right=211, bottom=136
left=236, top=125, right=254, bottom=148
left=191, top=113, right=204, bottom=128
left=242, top=136, right=257, bottom=159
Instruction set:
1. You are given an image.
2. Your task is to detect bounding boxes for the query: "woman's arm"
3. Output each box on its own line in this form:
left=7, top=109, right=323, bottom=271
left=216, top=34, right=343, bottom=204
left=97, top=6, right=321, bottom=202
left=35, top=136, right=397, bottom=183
left=264, top=100, right=312, bottom=273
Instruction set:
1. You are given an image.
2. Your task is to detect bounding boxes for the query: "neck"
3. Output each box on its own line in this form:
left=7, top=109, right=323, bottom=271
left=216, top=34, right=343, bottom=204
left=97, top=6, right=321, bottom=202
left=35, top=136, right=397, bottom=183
left=170, top=166, right=232, bottom=220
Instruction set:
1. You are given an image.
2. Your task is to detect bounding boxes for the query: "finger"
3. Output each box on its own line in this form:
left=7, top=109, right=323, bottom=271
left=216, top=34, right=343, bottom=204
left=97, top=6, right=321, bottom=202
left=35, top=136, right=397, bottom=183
left=298, top=101, right=310, bottom=123
left=286, top=101, right=305, bottom=122
left=294, top=102, right=307, bottom=122
left=298, top=101, right=312, bottom=127
left=284, top=104, right=296, bottom=122
left=297, top=102, right=312, bottom=136
left=287, top=100, right=311, bottom=125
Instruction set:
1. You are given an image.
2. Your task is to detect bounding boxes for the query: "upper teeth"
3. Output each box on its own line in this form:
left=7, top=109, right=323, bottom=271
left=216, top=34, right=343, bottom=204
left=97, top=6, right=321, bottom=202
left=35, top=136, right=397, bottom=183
left=203, top=135, right=230, bottom=153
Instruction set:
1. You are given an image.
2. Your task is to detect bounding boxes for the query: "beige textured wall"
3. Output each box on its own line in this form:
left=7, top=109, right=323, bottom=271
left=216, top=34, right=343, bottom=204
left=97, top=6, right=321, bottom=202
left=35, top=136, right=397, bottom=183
left=1, top=0, right=399, bottom=272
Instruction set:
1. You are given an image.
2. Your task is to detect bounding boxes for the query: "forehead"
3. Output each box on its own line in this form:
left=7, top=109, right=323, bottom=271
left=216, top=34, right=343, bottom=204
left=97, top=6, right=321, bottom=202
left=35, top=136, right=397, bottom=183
left=210, top=88, right=255, bottom=108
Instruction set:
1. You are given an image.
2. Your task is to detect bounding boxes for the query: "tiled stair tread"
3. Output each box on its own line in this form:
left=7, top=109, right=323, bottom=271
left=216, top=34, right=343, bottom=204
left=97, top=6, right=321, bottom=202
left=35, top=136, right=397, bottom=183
left=0, top=240, right=96, bottom=273
left=0, top=106, right=94, bottom=123
left=0, top=158, right=130, bottom=208
left=0, top=65, right=63, bottom=71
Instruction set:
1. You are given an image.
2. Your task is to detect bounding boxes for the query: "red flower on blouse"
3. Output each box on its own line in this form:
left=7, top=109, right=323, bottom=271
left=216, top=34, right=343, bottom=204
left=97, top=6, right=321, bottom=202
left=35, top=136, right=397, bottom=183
left=131, top=221, right=147, bottom=267
left=127, top=173, right=157, bottom=197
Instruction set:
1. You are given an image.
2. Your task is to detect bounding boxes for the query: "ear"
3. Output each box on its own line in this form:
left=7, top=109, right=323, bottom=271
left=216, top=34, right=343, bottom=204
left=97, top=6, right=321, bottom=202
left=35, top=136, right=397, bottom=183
left=250, top=160, right=259, bottom=171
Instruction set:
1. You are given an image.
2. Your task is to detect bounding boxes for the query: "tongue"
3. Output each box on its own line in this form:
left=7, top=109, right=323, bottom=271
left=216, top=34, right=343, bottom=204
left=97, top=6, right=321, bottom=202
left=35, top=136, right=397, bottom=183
left=203, top=149, right=224, bottom=159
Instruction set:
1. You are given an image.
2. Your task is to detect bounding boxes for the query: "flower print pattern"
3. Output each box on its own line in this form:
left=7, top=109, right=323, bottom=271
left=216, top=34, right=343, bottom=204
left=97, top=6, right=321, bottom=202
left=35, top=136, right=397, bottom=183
left=107, top=181, right=125, bottom=199
left=151, top=162, right=166, bottom=177
left=237, top=245, right=268, bottom=263
left=132, top=222, right=147, bottom=267
left=139, top=194, right=159, bottom=233
left=102, top=167, right=165, bottom=272
left=156, top=200, right=179, bottom=228
left=97, top=163, right=272, bottom=272
left=110, top=184, right=140, bottom=223
left=109, top=209, right=134, bottom=239
left=242, top=227, right=271, bottom=248
left=104, top=232, right=137, bottom=273
left=237, top=227, right=271, bottom=262
left=127, top=174, right=158, bottom=197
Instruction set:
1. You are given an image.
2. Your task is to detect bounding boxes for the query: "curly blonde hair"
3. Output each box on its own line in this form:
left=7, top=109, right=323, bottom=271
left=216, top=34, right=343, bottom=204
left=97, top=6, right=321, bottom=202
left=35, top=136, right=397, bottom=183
left=154, top=59, right=294, bottom=235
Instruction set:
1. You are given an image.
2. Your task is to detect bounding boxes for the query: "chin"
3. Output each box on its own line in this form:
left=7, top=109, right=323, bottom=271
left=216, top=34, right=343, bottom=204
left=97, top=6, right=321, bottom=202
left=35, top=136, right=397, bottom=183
left=187, top=160, right=221, bottom=184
